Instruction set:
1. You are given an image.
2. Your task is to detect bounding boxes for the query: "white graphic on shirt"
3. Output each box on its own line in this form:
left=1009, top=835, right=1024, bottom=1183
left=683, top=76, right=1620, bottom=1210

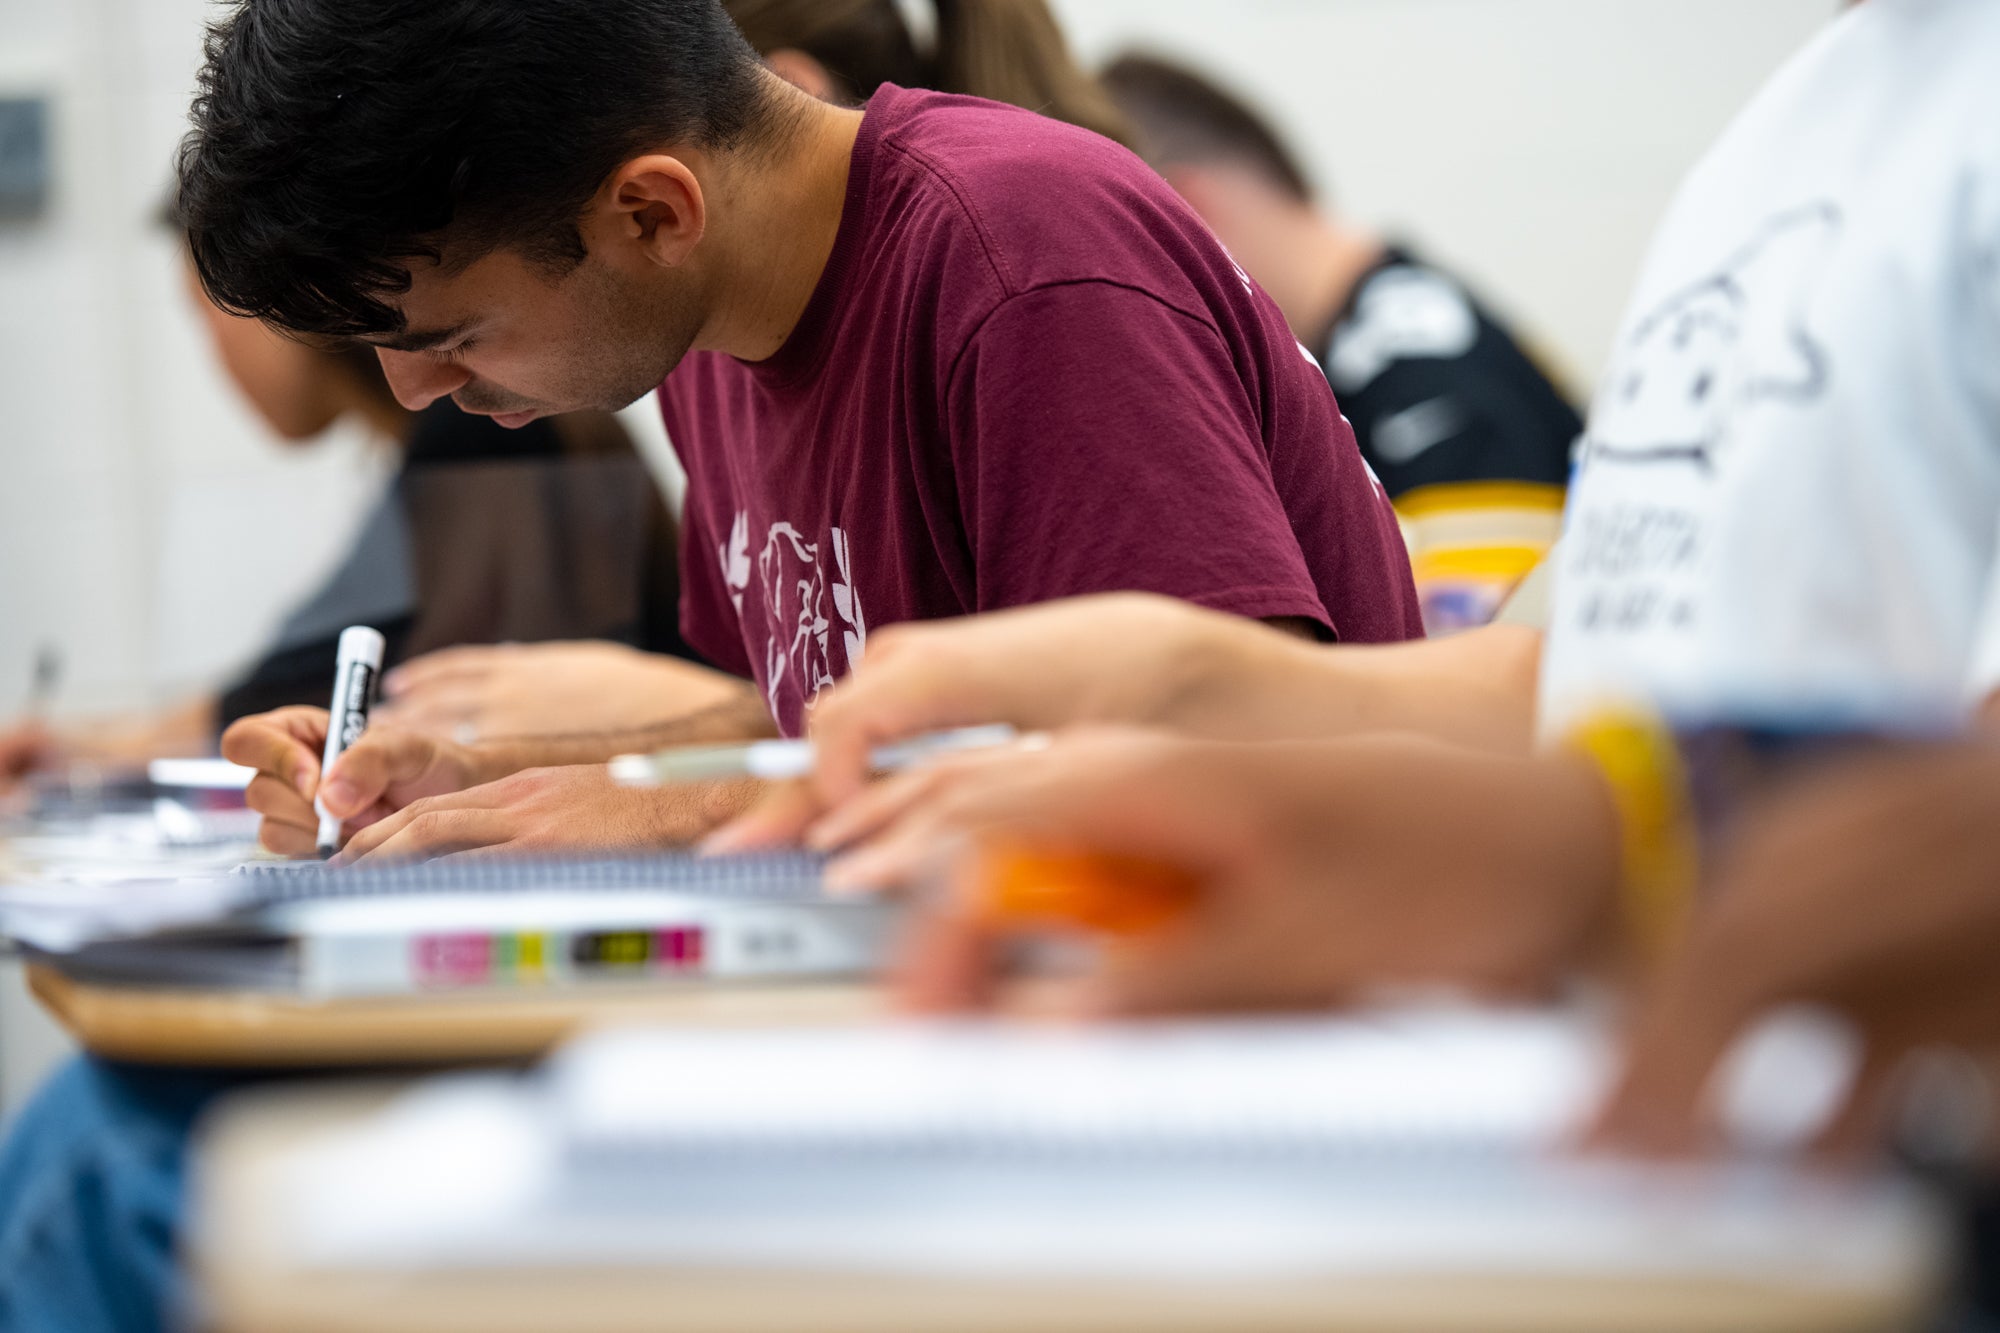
left=1229, top=258, right=1256, bottom=298
left=757, top=522, right=830, bottom=722
left=1372, top=397, right=1468, bottom=465
left=721, top=512, right=869, bottom=724
left=1327, top=267, right=1478, bottom=393
left=829, top=526, right=867, bottom=668
left=719, top=511, right=752, bottom=615
left=1585, top=203, right=1839, bottom=470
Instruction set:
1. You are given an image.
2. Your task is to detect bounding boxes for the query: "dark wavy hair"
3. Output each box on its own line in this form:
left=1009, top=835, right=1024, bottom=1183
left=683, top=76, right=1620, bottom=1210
left=177, top=0, right=775, bottom=338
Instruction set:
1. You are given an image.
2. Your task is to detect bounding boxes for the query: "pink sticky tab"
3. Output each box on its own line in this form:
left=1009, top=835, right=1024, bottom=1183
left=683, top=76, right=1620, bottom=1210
left=414, top=933, right=492, bottom=986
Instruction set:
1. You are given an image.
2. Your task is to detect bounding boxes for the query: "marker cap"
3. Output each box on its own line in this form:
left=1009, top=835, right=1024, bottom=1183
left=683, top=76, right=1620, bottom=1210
left=335, top=626, right=387, bottom=669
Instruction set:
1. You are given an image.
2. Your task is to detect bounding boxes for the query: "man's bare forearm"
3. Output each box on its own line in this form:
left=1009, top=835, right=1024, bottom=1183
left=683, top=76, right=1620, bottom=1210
left=465, top=682, right=777, bottom=782
left=1170, top=622, right=1544, bottom=754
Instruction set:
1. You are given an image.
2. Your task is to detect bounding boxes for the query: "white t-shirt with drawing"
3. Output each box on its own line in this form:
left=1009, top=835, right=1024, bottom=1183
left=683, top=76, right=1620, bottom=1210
left=1539, top=0, right=2000, bottom=736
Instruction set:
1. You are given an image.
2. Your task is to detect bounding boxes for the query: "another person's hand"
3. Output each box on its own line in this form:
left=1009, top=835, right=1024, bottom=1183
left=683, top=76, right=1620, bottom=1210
left=801, top=727, right=1619, bottom=1015
left=328, top=765, right=759, bottom=865
left=379, top=641, right=748, bottom=741
left=708, top=595, right=1297, bottom=850
left=1596, top=743, right=2000, bottom=1157
left=220, top=705, right=488, bottom=856
left=0, top=720, right=57, bottom=794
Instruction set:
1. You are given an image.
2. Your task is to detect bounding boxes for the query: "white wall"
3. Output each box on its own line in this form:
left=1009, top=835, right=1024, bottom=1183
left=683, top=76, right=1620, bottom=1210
left=1052, top=0, right=1836, bottom=390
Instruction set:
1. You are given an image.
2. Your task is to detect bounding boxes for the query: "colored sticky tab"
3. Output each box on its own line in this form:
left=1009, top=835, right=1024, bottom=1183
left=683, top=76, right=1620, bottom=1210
left=496, top=932, right=547, bottom=982
left=974, top=844, right=1201, bottom=936
left=414, top=934, right=492, bottom=986
left=658, top=926, right=704, bottom=969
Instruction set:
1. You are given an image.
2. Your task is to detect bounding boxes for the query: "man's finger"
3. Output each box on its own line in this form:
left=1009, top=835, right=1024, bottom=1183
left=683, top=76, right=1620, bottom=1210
left=892, top=901, right=1007, bottom=1014
left=340, top=806, right=518, bottom=866
left=257, top=817, right=318, bottom=858
left=1085, top=906, right=1325, bottom=1018
left=804, top=765, right=956, bottom=852
left=325, top=801, right=414, bottom=865
left=700, top=779, right=826, bottom=854
left=1588, top=971, right=1749, bottom=1157
left=822, top=816, right=966, bottom=894
left=220, top=707, right=328, bottom=801
left=330, top=776, right=516, bottom=863
left=243, top=773, right=318, bottom=831
left=320, top=731, right=448, bottom=819
left=809, top=662, right=984, bottom=807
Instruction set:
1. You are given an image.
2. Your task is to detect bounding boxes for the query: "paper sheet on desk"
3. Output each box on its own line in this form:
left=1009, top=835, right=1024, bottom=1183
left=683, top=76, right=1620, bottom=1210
left=0, top=806, right=262, bottom=949
left=264, top=1008, right=1938, bottom=1289
left=0, top=874, right=248, bottom=951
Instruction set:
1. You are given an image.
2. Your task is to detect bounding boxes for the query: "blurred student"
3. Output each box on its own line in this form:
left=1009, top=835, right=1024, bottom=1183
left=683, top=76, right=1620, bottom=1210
left=375, top=0, right=1139, bottom=741
left=1102, top=53, right=1583, bottom=632
left=712, top=0, right=2000, bottom=1027
left=0, top=251, right=694, bottom=794
left=201, top=0, right=1420, bottom=862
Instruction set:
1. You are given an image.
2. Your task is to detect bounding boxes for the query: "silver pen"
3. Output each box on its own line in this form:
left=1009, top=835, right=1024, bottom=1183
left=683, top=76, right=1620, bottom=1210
left=609, top=724, right=1023, bottom=786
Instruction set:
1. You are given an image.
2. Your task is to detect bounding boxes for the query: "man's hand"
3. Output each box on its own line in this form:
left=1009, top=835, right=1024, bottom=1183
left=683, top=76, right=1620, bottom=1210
left=220, top=706, right=487, bottom=856
left=329, top=765, right=761, bottom=865
left=789, top=727, right=1620, bottom=1016
left=1596, top=744, right=2000, bottom=1158
left=379, top=641, right=749, bottom=741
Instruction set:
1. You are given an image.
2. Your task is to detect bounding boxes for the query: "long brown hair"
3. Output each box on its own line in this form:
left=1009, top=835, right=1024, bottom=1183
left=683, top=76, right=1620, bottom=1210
left=723, top=0, right=1133, bottom=147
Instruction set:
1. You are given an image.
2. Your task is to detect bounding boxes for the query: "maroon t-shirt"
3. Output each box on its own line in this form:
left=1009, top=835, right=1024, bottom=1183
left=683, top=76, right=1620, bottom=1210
left=663, top=86, right=1421, bottom=735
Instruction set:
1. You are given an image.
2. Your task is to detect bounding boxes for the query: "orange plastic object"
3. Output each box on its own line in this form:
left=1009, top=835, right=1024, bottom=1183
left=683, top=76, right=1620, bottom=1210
left=974, top=844, right=1201, bottom=936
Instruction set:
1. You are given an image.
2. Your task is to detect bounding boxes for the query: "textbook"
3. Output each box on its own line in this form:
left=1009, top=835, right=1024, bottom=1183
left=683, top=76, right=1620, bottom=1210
left=252, top=1011, right=1942, bottom=1297
left=6, top=854, right=895, bottom=999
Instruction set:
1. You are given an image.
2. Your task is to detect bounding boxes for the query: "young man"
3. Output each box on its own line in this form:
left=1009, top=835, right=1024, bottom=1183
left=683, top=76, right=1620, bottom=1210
left=1101, top=53, right=1584, bottom=631
left=201, top=0, right=1420, bottom=864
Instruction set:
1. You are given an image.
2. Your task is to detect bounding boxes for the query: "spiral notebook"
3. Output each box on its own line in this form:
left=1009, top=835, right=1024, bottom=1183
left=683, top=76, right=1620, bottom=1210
left=264, top=1010, right=1941, bottom=1293
left=9, top=854, right=895, bottom=998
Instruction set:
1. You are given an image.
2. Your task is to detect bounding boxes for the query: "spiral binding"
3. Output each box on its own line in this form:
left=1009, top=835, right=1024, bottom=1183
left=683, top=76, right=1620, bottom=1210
left=230, top=852, right=833, bottom=908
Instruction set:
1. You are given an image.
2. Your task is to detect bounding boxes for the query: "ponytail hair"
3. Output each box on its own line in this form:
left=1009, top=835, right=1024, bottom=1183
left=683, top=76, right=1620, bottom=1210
left=724, top=0, right=1132, bottom=147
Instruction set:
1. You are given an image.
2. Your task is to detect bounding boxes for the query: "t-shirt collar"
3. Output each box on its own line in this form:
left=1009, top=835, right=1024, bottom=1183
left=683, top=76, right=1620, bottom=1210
left=745, top=84, right=907, bottom=388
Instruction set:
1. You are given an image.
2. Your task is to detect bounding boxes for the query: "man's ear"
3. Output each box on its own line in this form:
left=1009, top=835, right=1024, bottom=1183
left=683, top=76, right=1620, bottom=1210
left=592, top=155, right=707, bottom=269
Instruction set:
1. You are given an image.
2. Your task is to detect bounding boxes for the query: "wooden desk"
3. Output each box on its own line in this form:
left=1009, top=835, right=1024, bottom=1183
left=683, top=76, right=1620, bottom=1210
left=193, top=1083, right=1942, bottom=1333
left=28, top=966, right=881, bottom=1066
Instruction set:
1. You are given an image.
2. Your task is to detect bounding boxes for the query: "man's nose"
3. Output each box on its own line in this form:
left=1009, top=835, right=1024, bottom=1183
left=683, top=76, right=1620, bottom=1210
left=374, top=347, right=469, bottom=411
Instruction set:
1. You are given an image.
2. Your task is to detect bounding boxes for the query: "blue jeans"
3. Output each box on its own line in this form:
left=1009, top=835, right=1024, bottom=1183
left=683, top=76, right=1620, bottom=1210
left=0, top=1058, right=254, bottom=1333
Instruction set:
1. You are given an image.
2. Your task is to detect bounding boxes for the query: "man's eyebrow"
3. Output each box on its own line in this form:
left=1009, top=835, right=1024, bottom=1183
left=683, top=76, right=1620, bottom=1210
left=366, top=322, right=469, bottom=353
